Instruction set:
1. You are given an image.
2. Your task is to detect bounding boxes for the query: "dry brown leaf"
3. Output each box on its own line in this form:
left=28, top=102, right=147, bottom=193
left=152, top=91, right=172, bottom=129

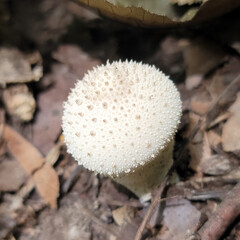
left=222, top=93, right=240, bottom=152
left=208, top=59, right=240, bottom=99
left=0, top=160, right=28, bottom=192
left=225, top=167, right=240, bottom=180
left=185, top=75, right=202, bottom=91
left=3, top=125, right=45, bottom=174
left=208, top=112, right=231, bottom=129
left=3, top=84, right=36, bottom=122
left=0, top=48, right=42, bottom=87
left=200, top=154, right=232, bottom=176
left=32, top=162, right=59, bottom=208
left=3, top=125, right=59, bottom=208
left=206, top=72, right=240, bottom=128
left=24, top=193, right=118, bottom=240
left=191, top=97, right=212, bottom=115
left=207, top=130, right=222, bottom=149
left=222, top=117, right=240, bottom=152
left=208, top=75, right=227, bottom=100
left=200, top=132, right=232, bottom=176
left=112, top=206, right=135, bottom=226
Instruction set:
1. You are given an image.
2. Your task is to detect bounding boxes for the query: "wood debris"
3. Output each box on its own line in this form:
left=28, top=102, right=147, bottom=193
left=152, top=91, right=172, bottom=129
left=0, top=48, right=42, bottom=87
left=2, top=84, right=36, bottom=122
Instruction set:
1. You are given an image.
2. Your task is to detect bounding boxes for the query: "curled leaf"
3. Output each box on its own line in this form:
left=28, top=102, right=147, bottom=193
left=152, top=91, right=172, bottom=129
left=3, top=125, right=59, bottom=208
left=76, top=0, right=240, bottom=27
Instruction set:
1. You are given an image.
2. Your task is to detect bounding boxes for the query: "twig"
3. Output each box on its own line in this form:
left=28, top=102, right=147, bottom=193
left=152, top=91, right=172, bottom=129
left=98, top=197, right=144, bottom=208
left=62, top=165, right=82, bottom=193
left=134, top=177, right=168, bottom=240
left=177, top=175, right=240, bottom=186
left=196, top=182, right=240, bottom=240
left=206, top=73, right=240, bottom=128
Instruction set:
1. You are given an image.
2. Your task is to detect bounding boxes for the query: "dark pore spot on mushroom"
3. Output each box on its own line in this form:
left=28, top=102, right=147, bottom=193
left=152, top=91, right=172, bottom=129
left=87, top=105, right=94, bottom=110
left=102, top=102, right=108, bottom=109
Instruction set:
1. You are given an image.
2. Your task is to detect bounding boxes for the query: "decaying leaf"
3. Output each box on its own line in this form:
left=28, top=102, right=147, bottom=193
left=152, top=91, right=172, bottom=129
left=222, top=93, right=240, bottom=153
left=200, top=155, right=232, bottom=176
left=191, top=97, right=212, bottom=115
left=21, top=193, right=118, bottom=240
left=200, top=132, right=232, bottom=176
left=76, top=0, right=240, bottom=27
left=207, top=112, right=231, bottom=129
left=190, top=86, right=213, bottom=116
left=206, top=71, right=240, bottom=128
left=0, top=194, right=27, bottom=239
left=116, top=218, right=142, bottom=240
left=112, top=206, right=135, bottom=226
left=0, top=48, right=42, bottom=87
left=225, top=167, right=240, bottom=181
left=207, top=130, right=222, bottom=149
left=0, top=205, right=17, bottom=239
left=3, top=125, right=45, bottom=174
left=0, top=160, right=28, bottom=192
left=3, top=125, right=59, bottom=208
left=32, top=162, right=59, bottom=209
left=2, top=84, right=36, bottom=122
left=161, top=198, right=201, bottom=240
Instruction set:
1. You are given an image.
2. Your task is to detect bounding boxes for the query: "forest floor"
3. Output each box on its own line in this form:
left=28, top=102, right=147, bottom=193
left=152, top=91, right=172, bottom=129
left=0, top=1, right=240, bottom=240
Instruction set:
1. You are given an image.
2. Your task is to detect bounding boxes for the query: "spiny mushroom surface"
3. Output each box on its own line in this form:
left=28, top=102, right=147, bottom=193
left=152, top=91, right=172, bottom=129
left=62, top=60, right=182, bottom=197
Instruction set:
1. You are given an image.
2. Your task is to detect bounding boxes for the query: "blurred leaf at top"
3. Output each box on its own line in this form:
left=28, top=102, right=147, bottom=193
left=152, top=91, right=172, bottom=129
left=76, top=0, right=240, bottom=27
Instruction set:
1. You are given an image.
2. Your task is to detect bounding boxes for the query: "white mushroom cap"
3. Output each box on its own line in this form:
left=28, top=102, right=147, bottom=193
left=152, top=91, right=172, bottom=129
left=62, top=60, right=181, bottom=177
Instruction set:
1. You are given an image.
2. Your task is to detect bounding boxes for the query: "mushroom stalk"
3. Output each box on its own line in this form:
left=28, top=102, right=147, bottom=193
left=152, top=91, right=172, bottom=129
left=112, top=140, right=174, bottom=198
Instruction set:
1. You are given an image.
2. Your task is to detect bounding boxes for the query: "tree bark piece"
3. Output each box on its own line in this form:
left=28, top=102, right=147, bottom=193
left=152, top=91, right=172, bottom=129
left=197, top=182, right=240, bottom=240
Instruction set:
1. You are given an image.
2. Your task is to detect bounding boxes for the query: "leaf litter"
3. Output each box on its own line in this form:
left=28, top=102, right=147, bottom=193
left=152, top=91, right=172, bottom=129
left=0, top=2, right=240, bottom=240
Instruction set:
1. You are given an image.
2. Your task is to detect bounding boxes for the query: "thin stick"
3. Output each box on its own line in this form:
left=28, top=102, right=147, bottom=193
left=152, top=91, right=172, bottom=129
left=134, top=177, right=168, bottom=240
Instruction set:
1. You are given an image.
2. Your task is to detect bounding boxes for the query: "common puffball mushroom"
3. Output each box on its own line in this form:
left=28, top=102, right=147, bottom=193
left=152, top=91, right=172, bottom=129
left=62, top=60, right=182, bottom=199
